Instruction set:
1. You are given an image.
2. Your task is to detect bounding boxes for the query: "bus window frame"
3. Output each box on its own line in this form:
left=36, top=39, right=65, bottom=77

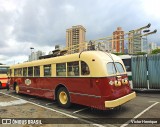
left=23, top=67, right=27, bottom=77
left=56, top=63, right=66, bottom=77
left=28, top=67, right=33, bottom=77
left=81, top=61, right=90, bottom=76
left=67, top=61, right=80, bottom=76
left=14, top=68, right=21, bottom=77
left=106, top=62, right=126, bottom=76
left=122, top=58, right=132, bottom=72
left=34, top=66, right=40, bottom=77
left=0, top=66, right=9, bottom=74
left=44, top=64, right=51, bottom=77
left=115, top=62, right=125, bottom=74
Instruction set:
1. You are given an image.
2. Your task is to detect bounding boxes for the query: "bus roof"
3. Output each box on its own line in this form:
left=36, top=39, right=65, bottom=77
left=10, top=51, right=125, bottom=77
left=10, top=51, right=121, bottom=68
left=119, top=55, right=132, bottom=59
left=0, top=65, right=9, bottom=67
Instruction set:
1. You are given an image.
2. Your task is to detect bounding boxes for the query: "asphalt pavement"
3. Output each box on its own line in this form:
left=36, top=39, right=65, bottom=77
left=0, top=89, right=159, bottom=127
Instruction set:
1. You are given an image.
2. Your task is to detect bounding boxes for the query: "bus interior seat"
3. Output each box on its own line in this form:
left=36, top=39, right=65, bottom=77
left=68, top=72, right=75, bottom=76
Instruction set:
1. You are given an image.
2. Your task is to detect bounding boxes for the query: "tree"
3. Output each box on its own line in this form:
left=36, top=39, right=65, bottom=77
left=151, top=49, right=160, bottom=54
left=113, top=53, right=125, bottom=56
left=136, top=52, right=147, bottom=55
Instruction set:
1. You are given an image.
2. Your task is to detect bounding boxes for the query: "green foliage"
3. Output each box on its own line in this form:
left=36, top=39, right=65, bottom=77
left=151, top=49, right=160, bottom=54
left=136, top=52, right=147, bottom=55
left=113, top=53, right=125, bottom=56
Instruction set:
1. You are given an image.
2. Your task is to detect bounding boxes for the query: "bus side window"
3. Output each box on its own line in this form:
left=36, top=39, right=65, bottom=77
left=81, top=61, right=90, bottom=75
left=14, top=69, right=18, bottom=76
left=34, top=66, right=40, bottom=77
left=67, top=61, right=79, bottom=76
left=56, top=63, right=66, bottom=76
left=122, top=59, right=131, bottom=72
left=44, top=65, right=51, bottom=77
left=14, top=68, right=22, bottom=76
left=18, top=68, right=22, bottom=76
left=9, top=69, right=12, bottom=76
left=23, top=68, right=27, bottom=77
left=28, top=67, right=33, bottom=77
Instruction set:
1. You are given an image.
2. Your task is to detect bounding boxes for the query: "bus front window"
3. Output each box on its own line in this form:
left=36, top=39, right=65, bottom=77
left=107, top=63, right=116, bottom=75
left=107, top=62, right=125, bottom=75
left=115, top=62, right=125, bottom=73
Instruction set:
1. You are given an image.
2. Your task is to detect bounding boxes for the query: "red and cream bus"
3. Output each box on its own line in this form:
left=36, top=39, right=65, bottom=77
left=9, top=51, right=136, bottom=110
left=0, top=65, right=9, bottom=88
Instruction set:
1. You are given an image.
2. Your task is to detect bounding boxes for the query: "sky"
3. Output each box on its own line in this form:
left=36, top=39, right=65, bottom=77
left=0, top=0, right=160, bottom=65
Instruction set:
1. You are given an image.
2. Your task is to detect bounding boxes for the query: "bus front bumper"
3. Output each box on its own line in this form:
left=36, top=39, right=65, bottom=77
left=105, top=92, right=136, bottom=108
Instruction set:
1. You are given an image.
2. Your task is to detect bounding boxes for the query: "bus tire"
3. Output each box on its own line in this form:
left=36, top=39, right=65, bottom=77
left=15, top=85, right=20, bottom=94
left=57, top=87, right=71, bottom=108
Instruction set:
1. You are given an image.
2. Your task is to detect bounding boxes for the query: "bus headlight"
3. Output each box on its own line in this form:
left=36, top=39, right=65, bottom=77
left=115, top=80, right=121, bottom=87
left=122, top=79, right=128, bottom=85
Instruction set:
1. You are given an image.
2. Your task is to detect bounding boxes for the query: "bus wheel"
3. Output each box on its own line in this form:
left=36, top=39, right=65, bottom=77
left=15, top=85, right=19, bottom=94
left=57, top=87, right=71, bottom=108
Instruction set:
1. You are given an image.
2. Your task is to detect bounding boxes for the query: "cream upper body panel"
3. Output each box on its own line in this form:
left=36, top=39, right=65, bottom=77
left=0, top=74, right=8, bottom=78
left=0, top=65, right=9, bottom=77
left=80, top=51, right=126, bottom=77
left=10, top=51, right=126, bottom=77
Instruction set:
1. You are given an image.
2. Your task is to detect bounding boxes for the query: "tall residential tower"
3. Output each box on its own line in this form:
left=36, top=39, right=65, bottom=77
left=112, top=27, right=124, bottom=53
left=66, top=25, right=86, bottom=54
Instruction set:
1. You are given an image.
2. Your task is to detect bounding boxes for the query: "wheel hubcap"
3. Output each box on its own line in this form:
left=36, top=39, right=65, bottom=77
left=16, top=85, right=19, bottom=93
left=59, top=91, right=68, bottom=104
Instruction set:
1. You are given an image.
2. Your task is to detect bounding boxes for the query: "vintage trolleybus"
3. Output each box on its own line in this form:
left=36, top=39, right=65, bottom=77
left=9, top=51, right=136, bottom=110
left=0, top=65, right=9, bottom=88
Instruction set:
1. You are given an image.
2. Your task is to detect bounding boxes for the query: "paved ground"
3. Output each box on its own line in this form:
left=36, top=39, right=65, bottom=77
left=0, top=89, right=160, bottom=127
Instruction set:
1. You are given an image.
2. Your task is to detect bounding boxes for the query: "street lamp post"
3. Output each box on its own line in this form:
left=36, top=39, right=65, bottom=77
left=30, top=47, right=34, bottom=54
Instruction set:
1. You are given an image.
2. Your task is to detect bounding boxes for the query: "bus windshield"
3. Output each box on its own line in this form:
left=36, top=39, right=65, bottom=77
left=107, top=62, right=125, bottom=75
left=0, top=67, right=9, bottom=74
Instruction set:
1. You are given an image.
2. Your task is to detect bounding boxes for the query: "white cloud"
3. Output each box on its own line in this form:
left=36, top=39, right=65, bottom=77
left=141, top=0, right=160, bottom=20
left=0, top=0, right=17, bottom=11
left=0, top=0, right=159, bottom=65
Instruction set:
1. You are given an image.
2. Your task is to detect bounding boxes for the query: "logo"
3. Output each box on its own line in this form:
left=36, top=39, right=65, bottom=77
left=25, top=79, right=31, bottom=86
left=2, top=119, right=11, bottom=124
left=109, top=81, right=114, bottom=85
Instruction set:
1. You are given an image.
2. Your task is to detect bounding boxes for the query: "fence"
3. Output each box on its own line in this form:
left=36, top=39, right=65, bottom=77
left=131, top=54, right=160, bottom=90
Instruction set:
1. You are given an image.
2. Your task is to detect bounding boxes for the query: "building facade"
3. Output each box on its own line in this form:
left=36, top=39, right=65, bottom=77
left=128, top=31, right=142, bottom=54
left=148, top=42, right=157, bottom=53
left=87, top=40, right=112, bottom=52
left=66, top=25, right=86, bottom=54
left=29, top=51, right=45, bottom=62
left=112, top=27, right=124, bottom=53
left=142, top=37, right=148, bottom=53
